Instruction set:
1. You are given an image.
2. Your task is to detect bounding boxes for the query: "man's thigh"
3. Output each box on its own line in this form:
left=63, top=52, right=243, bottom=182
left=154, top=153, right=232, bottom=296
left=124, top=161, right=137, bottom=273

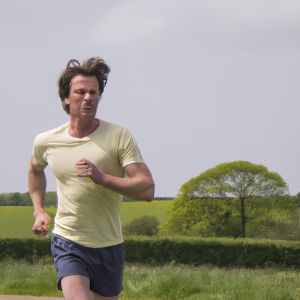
left=61, top=275, right=119, bottom=300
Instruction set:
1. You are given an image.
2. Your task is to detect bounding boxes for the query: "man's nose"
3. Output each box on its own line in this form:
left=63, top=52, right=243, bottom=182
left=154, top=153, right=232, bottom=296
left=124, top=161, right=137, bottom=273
left=84, top=93, right=93, bottom=101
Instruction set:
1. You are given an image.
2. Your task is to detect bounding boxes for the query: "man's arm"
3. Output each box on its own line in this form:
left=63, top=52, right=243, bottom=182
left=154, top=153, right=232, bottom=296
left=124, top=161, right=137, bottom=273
left=28, top=156, right=51, bottom=236
left=74, top=159, right=155, bottom=202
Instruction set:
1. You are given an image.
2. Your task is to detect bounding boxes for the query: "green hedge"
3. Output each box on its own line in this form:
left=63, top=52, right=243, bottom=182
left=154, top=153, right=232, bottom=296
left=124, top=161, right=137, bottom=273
left=0, top=238, right=52, bottom=262
left=124, top=236, right=300, bottom=268
left=1, top=236, right=300, bottom=268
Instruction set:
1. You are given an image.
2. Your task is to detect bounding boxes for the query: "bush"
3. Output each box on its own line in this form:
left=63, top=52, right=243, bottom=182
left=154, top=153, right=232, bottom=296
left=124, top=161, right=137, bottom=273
left=3, top=236, right=300, bottom=269
left=0, top=239, right=52, bottom=262
left=124, top=236, right=300, bottom=268
left=122, top=215, right=160, bottom=236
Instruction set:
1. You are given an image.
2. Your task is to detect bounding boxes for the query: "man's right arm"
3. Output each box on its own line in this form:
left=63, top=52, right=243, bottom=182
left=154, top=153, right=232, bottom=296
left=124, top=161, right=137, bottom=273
left=28, top=156, right=51, bottom=237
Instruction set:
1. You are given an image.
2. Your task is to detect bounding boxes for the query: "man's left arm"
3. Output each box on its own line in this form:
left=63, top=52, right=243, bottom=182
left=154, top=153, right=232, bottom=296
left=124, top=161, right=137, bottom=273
left=74, top=159, right=155, bottom=202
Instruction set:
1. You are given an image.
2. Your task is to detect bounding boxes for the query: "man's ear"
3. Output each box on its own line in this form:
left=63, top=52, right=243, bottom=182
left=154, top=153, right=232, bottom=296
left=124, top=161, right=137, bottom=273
left=65, top=98, right=70, bottom=105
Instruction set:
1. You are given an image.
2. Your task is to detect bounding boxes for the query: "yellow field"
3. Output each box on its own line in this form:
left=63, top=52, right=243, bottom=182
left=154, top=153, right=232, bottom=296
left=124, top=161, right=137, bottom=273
left=0, top=200, right=172, bottom=239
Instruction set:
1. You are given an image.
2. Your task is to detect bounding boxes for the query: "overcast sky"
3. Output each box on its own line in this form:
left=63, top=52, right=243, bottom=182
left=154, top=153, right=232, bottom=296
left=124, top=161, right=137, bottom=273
left=0, top=0, right=300, bottom=197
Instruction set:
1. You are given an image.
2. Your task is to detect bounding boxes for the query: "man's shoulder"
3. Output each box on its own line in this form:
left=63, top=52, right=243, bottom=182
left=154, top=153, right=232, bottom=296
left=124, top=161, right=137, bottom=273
left=99, top=119, right=125, bottom=135
left=34, top=122, right=69, bottom=144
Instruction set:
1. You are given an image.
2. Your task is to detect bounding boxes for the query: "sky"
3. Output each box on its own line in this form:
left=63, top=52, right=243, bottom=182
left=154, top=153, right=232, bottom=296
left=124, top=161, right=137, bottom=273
left=0, top=0, right=300, bottom=197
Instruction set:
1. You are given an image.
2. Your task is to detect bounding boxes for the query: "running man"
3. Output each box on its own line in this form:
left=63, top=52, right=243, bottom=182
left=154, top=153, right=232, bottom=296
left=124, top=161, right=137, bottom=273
left=28, top=57, right=155, bottom=300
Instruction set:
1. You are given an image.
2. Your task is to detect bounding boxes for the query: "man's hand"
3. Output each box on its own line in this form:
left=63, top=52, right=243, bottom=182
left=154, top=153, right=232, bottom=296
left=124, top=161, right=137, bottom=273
left=74, top=158, right=106, bottom=184
left=74, top=158, right=155, bottom=202
left=32, top=208, right=51, bottom=238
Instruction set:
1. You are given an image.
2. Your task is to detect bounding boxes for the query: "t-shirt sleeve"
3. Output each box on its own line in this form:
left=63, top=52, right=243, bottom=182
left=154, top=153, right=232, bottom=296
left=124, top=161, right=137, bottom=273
left=118, top=128, right=144, bottom=167
left=32, top=134, right=48, bottom=165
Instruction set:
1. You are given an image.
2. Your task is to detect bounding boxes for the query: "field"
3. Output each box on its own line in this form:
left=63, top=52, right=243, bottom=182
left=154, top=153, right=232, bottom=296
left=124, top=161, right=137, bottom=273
left=0, top=261, right=300, bottom=299
left=0, top=200, right=171, bottom=239
left=2, top=202, right=300, bottom=299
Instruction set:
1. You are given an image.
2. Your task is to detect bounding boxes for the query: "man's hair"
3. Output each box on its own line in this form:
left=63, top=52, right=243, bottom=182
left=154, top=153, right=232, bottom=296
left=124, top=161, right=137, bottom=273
left=58, top=57, right=110, bottom=115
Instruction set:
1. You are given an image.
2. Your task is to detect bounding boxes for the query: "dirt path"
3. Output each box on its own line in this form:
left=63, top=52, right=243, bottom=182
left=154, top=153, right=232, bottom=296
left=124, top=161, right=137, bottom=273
left=0, top=296, right=63, bottom=300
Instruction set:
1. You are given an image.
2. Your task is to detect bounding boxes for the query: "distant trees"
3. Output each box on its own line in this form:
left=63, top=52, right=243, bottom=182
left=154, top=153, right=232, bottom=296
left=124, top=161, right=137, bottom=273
left=122, top=196, right=172, bottom=202
left=160, top=161, right=293, bottom=238
left=0, top=192, right=32, bottom=206
left=0, top=192, right=57, bottom=207
left=0, top=193, right=170, bottom=206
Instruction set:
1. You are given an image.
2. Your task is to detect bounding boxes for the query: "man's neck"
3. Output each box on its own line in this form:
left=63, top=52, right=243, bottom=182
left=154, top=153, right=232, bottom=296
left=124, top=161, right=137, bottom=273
left=68, top=117, right=100, bottom=139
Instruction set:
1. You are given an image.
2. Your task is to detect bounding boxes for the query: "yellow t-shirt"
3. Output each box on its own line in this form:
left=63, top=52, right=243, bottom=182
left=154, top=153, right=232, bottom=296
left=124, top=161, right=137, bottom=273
left=32, top=119, right=144, bottom=248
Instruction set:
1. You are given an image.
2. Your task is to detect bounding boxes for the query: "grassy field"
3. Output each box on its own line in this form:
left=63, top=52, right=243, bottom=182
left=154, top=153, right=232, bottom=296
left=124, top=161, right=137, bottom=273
left=121, top=200, right=171, bottom=224
left=0, top=261, right=300, bottom=299
left=0, top=201, right=171, bottom=239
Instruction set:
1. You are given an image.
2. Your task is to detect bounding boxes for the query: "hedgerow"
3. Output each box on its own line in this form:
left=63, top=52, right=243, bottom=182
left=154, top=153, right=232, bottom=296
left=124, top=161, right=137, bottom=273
left=1, top=237, right=300, bottom=268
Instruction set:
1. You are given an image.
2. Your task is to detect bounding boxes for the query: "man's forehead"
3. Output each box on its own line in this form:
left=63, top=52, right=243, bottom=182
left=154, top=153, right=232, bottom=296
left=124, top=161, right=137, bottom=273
left=70, top=75, right=99, bottom=89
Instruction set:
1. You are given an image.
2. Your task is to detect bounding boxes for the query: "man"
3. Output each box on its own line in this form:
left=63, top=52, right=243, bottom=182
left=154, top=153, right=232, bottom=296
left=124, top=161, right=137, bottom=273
left=28, top=57, right=155, bottom=300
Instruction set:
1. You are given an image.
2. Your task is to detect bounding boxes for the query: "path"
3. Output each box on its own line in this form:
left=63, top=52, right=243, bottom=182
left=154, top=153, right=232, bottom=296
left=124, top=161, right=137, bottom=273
left=0, top=296, right=63, bottom=300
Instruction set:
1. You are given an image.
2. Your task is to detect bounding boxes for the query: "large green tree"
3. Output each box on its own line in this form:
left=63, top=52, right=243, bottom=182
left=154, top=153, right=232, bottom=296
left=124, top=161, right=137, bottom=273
left=160, top=161, right=290, bottom=238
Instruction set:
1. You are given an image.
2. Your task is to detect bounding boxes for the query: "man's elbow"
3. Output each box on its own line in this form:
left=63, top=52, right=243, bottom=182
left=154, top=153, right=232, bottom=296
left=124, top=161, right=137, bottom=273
left=144, top=181, right=155, bottom=202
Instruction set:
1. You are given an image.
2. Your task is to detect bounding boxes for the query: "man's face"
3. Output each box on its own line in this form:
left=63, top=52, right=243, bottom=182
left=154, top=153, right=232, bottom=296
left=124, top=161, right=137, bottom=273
left=65, top=75, right=100, bottom=119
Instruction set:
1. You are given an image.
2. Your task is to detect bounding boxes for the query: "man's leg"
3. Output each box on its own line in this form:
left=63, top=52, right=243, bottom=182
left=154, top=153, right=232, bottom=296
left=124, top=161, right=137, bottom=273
left=61, top=275, right=119, bottom=300
left=61, top=275, right=93, bottom=300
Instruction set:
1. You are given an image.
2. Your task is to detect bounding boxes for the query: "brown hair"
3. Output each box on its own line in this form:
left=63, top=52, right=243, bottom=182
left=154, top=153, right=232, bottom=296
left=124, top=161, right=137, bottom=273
left=58, top=57, right=110, bottom=115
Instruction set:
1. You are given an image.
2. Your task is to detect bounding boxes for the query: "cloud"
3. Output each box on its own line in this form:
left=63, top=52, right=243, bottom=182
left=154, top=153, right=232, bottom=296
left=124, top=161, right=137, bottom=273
left=88, top=0, right=177, bottom=48
left=88, top=0, right=300, bottom=51
left=194, top=0, right=300, bottom=49
left=211, top=0, right=300, bottom=29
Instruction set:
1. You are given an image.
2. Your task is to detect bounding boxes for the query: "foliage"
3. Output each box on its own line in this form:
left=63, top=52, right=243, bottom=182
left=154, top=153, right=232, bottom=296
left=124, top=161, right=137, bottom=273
left=124, top=236, right=300, bottom=268
left=0, top=191, right=57, bottom=207
left=0, top=192, right=31, bottom=206
left=160, top=161, right=291, bottom=238
left=0, top=192, right=170, bottom=205
left=123, top=196, right=172, bottom=202
left=44, top=192, right=57, bottom=207
left=294, top=192, right=300, bottom=207
left=3, top=236, right=300, bottom=269
left=122, top=196, right=143, bottom=202
left=122, top=215, right=160, bottom=236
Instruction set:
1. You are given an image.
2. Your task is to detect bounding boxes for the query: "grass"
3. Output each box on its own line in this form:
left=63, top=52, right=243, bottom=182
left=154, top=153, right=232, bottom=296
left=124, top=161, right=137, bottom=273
left=0, top=201, right=171, bottom=239
left=0, top=258, right=63, bottom=297
left=122, top=264, right=300, bottom=300
left=1, top=261, right=300, bottom=299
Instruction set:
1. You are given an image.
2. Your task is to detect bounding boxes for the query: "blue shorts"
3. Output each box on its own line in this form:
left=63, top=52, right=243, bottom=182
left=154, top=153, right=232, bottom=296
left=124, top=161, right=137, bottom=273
left=51, top=233, right=124, bottom=297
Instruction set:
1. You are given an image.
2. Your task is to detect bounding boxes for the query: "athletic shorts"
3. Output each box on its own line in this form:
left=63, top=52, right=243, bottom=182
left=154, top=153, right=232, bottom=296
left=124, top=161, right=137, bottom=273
left=51, top=233, right=125, bottom=297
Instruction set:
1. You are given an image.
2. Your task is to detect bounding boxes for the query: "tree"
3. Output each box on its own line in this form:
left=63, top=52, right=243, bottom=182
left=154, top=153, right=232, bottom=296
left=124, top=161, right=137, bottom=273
left=44, top=192, right=58, bottom=207
left=6, top=192, right=23, bottom=206
left=160, top=161, right=289, bottom=238
left=122, top=215, right=160, bottom=236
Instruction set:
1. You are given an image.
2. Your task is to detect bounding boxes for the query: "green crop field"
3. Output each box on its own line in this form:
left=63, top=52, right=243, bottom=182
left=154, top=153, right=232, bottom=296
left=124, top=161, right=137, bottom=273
left=0, top=206, right=57, bottom=239
left=0, top=200, right=172, bottom=239
left=121, top=200, right=171, bottom=224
